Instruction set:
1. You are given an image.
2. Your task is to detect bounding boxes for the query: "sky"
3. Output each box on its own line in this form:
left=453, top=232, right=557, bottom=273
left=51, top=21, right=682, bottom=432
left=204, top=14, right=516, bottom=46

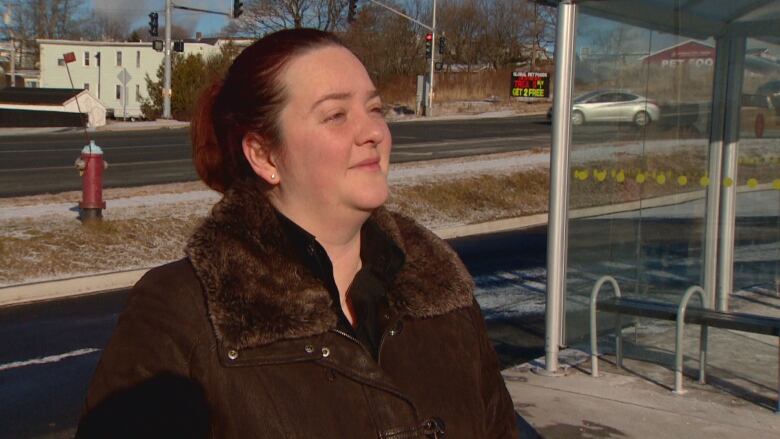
left=87, top=0, right=231, bottom=37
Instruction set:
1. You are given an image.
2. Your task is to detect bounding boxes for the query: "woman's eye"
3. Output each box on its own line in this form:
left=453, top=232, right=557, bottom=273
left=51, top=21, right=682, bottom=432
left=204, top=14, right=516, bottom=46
left=324, top=112, right=345, bottom=123
left=370, top=106, right=383, bottom=114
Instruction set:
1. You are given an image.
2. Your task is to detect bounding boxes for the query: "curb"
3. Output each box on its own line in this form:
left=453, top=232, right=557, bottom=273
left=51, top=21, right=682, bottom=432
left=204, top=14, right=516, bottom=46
left=389, top=111, right=548, bottom=123
left=0, top=269, right=149, bottom=307
left=94, top=123, right=189, bottom=133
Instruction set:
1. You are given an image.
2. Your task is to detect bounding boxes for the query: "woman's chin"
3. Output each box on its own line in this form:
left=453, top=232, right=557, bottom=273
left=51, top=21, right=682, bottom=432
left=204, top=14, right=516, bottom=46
left=351, top=187, right=389, bottom=212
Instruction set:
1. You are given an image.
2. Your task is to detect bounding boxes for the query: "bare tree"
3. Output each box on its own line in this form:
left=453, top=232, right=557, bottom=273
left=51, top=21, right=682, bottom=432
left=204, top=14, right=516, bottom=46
left=223, top=0, right=349, bottom=36
left=1, top=0, right=84, bottom=67
left=434, top=0, right=555, bottom=69
left=436, top=0, right=488, bottom=69
left=78, top=10, right=131, bottom=42
left=341, top=3, right=422, bottom=81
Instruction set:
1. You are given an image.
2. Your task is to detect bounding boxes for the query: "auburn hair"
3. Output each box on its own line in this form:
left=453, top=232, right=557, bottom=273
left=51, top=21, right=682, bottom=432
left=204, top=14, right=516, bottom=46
left=191, top=29, right=345, bottom=193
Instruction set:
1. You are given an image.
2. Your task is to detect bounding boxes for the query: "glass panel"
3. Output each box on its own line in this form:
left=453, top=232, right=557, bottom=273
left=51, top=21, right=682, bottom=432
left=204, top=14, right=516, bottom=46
left=733, top=37, right=780, bottom=304
left=565, top=12, right=714, bottom=344
left=564, top=3, right=780, bottom=401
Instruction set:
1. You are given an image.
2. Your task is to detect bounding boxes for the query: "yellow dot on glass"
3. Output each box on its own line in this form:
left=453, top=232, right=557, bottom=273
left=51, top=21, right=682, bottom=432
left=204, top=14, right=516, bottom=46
left=656, top=174, right=666, bottom=185
left=616, top=171, right=625, bottom=183
left=700, top=176, right=710, bottom=187
left=747, top=178, right=758, bottom=188
left=636, top=173, right=646, bottom=184
left=773, top=179, right=780, bottom=190
left=596, top=170, right=607, bottom=182
left=677, top=176, right=688, bottom=186
left=723, top=177, right=734, bottom=187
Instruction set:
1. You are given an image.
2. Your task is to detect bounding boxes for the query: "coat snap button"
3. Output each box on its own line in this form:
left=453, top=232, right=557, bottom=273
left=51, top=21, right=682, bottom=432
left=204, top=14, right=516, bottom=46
left=227, top=349, right=239, bottom=360
left=389, top=320, right=404, bottom=336
left=321, top=347, right=331, bottom=357
left=304, top=344, right=314, bottom=353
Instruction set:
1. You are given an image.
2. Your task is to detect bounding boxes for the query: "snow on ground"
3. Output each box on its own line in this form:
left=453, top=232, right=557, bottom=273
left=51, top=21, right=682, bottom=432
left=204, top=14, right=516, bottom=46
left=474, top=267, right=548, bottom=318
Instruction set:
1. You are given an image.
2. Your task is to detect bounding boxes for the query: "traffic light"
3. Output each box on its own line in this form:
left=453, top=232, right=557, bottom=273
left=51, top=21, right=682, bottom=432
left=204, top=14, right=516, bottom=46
left=347, top=0, right=358, bottom=23
left=173, top=41, right=184, bottom=53
left=438, top=35, right=447, bottom=55
left=424, top=33, right=433, bottom=59
left=152, top=40, right=164, bottom=52
left=148, top=12, right=159, bottom=37
left=233, top=0, right=243, bottom=18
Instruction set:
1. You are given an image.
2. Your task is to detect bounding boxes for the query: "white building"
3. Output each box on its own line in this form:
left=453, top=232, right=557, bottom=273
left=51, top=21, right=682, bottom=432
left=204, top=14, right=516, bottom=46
left=37, top=38, right=252, bottom=119
left=0, top=88, right=106, bottom=127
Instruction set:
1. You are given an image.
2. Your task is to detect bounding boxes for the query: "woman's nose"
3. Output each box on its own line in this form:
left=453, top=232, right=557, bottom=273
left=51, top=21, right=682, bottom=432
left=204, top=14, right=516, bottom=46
left=355, top=111, right=387, bottom=147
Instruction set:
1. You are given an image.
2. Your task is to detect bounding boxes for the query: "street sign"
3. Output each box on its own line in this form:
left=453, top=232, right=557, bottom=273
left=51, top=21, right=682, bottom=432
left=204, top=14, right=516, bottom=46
left=116, top=68, right=132, bottom=120
left=117, top=68, right=132, bottom=85
left=510, top=71, right=550, bottom=98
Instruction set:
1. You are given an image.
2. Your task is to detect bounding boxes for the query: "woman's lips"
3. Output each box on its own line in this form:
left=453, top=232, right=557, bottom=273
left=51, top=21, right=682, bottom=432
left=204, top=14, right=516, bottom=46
left=351, top=158, right=381, bottom=171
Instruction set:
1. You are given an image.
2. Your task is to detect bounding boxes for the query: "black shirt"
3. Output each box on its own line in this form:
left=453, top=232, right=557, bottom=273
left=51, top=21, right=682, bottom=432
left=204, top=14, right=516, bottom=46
left=276, top=211, right=405, bottom=359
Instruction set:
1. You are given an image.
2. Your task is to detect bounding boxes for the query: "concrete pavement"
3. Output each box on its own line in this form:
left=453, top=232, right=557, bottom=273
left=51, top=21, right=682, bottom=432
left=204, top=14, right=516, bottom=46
left=505, top=288, right=780, bottom=438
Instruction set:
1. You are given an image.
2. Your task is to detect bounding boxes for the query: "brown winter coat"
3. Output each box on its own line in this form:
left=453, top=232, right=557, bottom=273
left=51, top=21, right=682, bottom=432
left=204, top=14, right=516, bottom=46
left=76, top=179, right=519, bottom=439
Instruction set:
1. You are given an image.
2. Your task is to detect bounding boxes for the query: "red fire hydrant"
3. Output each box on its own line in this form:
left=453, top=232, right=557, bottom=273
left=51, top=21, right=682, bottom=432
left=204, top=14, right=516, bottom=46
left=74, top=140, right=107, bottom=223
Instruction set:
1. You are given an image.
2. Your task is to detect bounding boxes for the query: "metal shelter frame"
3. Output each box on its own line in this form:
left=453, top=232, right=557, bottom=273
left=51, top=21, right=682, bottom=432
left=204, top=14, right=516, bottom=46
left=540, top=0, right=780, bottom=373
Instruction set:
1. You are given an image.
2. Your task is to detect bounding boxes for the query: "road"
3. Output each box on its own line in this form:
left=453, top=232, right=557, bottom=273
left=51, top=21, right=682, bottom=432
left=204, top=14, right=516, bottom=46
left=0, top=114, right=661, bottom=197
left=0, top=226, right=548, bottom=439
left=0, top=115, right=550, bottom=197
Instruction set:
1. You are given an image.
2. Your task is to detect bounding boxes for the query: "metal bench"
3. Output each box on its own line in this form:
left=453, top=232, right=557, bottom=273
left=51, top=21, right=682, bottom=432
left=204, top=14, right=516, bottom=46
left=589, top=275, right=780, bottom=412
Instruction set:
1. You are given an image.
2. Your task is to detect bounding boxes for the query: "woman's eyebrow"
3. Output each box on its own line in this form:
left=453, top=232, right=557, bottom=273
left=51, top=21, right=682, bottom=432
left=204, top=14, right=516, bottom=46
left=310, top=92, right=351, bottom=112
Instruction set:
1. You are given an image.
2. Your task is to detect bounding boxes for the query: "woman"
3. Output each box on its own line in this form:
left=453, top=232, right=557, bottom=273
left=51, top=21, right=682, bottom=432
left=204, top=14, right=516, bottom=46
left=77, top=28, right=518, bottom=438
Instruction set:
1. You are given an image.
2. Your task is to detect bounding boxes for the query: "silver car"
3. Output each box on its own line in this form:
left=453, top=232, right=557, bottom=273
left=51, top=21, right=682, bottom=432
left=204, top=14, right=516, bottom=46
left=547, top=90, right=661, bottom=127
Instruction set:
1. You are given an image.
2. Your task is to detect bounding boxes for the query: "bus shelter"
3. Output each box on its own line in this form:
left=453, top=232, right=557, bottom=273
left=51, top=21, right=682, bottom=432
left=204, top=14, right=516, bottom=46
left=540, top=0, right=780, bottom=403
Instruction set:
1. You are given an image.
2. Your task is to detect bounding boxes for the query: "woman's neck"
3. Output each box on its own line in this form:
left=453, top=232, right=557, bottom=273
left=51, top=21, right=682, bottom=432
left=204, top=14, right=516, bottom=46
left=271, top=198, right=367, bottom=323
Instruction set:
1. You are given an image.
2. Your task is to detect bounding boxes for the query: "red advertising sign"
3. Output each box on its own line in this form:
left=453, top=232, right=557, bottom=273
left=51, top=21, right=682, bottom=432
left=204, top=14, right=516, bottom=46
left=511, top=72, right=550, bottom=98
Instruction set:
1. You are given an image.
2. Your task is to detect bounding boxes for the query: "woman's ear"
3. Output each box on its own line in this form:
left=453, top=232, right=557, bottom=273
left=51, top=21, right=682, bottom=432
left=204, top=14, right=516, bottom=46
left=242, top=133, right=280, bottom=185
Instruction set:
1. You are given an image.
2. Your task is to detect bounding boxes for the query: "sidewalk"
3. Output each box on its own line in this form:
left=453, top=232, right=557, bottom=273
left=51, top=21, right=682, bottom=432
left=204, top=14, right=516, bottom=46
left=506, top=288, right=780, bottom=438
left=0, top=118, right=188, bottom=137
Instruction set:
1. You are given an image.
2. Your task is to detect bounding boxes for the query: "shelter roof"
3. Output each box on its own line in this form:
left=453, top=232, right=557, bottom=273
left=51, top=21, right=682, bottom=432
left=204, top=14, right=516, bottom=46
left=536, top=0, right=780, bottom=44
left=0, top=88, right=83, bottom=105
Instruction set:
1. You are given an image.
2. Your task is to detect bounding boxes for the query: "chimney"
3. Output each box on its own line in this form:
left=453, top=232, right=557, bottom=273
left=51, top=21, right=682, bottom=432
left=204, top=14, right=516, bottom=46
left=196, top=32, right=202, bottom=41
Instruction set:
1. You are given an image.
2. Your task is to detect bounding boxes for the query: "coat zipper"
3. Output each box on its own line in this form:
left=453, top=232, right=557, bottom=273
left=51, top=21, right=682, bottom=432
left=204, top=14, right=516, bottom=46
left=377, top=312, right=407, bottom=366
left=329, top=328, right=421, bottom=420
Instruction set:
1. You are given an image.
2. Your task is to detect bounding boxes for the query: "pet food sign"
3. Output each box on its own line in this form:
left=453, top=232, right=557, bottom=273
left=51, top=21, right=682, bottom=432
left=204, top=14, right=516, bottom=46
left=511, top=72, right=549, bottom=98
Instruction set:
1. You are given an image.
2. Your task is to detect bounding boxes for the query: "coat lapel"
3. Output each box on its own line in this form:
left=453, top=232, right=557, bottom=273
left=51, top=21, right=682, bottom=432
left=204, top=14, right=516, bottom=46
left=185, top=179, right=473, bottom=350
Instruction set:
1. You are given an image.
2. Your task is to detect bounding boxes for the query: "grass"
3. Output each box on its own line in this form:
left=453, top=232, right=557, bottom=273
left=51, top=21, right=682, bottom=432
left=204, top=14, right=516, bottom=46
left=389, top=170, right=550, bottom=226
left=0, top=216, right=201, bottom=285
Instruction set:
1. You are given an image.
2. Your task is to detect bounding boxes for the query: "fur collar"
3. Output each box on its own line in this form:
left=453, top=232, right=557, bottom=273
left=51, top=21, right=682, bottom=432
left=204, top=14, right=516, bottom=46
left=185, top=179, right=474, bottom=350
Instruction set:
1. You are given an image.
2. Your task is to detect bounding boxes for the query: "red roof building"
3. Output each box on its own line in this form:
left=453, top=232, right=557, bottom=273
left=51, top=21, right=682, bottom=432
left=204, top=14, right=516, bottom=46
left=640, top=40, right=715, bottom=68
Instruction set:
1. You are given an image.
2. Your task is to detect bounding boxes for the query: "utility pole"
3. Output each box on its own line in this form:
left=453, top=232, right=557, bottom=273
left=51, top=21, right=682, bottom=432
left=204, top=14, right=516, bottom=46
left=428, top=0, right=436, bottom=116
left=9, top=37, right=15, bottom=87
left=163, top=0, right=172, bottom=119
left=95, top=52, right=101, bottom=99
left=531, top=2, right=538, bottom=70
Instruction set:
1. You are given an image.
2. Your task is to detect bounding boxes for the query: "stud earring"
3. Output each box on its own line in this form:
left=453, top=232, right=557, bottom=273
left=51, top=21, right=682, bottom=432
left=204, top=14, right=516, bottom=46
left=271, top=173, right=276, bottom=180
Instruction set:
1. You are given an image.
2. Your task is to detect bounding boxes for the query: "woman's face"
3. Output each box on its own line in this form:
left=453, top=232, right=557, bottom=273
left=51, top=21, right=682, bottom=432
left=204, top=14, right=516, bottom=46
left=272, top=45, right=391, bottom=221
